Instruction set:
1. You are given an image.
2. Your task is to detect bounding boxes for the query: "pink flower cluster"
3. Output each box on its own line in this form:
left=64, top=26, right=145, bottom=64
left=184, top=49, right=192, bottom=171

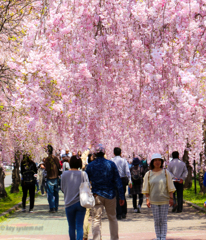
left=1, top=0, right=206, bottom=163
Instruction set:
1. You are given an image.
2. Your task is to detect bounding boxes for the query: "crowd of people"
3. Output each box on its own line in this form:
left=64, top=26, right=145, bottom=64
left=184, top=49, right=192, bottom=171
left=20, top=144, right=189, bottom=240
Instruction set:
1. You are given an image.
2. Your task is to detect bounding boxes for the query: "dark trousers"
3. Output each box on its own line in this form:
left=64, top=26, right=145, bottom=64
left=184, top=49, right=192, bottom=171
left=116, top=177, right=127, bottom=217
left=132, top=194, right=143, bottom=209
left=22, top=183, right=35, bottom=210
left=173, top=182, right=183, bottom=212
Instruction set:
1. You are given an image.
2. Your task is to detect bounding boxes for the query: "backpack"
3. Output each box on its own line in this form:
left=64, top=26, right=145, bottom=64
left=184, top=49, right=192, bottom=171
left=23, top=171, right=35, bottom=185
left=131, top=165, right=142, bottom=184
left=23, top=163, right=35, bottom=185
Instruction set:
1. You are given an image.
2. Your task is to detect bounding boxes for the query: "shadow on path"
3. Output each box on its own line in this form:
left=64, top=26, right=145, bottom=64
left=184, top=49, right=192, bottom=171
left=0, top=193, right=206, bottom=239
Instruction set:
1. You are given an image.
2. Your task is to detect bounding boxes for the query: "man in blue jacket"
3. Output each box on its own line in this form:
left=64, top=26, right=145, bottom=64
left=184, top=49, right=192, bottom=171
left=86, top=144, right=125, bottom=240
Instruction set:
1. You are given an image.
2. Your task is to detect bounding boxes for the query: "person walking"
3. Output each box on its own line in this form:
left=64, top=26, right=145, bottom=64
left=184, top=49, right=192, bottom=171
left=61, top=156, right=87, bottom=240
left=139, top=155, right=149, bottom=174
left=167, top=151, right=188, bottom=213
left=142, top=153, right=176, bottom=240
left=127, top=158, right=133, bottom=198
left=86, top=144, right=125, bottom=240
left=64, top=149, right=72, bottom=158
left=111, top=147, right=132, bottom=219
left=83, top=153, right=96, bottom=240
left=77, top=150, right=82, bottom=158
left=81, top=145, right=92, bottom=170
left=62, top=156, right=70, bottom=173
left=81, top=146, right=93, bottom=240
left=130, top=157, right=144, bottom=213
left=37, top=162, right=46, bottom=196
left=35, top=162, right=40, bottom=192
left=21, top=154, right=37, bottom=212
left=44, top=144, right=61, bottom=213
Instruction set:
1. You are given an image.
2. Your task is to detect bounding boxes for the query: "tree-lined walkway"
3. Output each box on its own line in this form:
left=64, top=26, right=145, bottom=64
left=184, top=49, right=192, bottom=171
left=0, top=192, right=206, bottom=240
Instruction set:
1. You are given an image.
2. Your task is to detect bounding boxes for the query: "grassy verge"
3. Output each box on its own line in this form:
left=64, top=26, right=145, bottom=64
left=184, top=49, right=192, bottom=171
left=0, top=186, right=23, bottom=215
left=0, top=186, right=24, bottom=222
left=0, top=185, right=40, bottom=222
left=0, top=185, right=41, bottom=223
left=183, top=180, right=206, bottom=208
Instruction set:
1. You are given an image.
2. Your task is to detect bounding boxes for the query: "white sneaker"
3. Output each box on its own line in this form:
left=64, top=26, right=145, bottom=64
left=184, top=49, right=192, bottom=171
left=137, top=205, right=141, bottom=213
left=22, top=209, right=26, bottom=212
left=134, top=209, right=138, bottom=213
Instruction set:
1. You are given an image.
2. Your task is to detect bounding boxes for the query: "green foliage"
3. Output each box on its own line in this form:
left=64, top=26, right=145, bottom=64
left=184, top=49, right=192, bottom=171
left=184, top=180, right=206, bottom=208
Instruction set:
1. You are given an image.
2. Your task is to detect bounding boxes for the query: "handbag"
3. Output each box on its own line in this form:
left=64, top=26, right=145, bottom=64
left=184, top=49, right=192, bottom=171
left=79, top=172, right=95, bottom=208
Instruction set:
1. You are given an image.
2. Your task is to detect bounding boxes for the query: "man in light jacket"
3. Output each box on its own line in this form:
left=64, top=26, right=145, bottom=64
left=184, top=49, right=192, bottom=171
left=168, top=151, right=188, bottom=213
left=111, top=147, right=132, bottom=220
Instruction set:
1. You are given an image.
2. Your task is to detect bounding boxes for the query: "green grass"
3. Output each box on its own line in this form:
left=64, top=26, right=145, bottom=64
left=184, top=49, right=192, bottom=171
left=183, top=180, right=206, bottom=208
left=0, top=185, right=40, bottom=222
left=0, top=186, right=23, bottom=215
left=0, top=186, right=24, bottom=222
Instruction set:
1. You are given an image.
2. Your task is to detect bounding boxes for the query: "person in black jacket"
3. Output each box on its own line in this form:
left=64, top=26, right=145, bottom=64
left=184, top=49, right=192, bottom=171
left=130, top=157, right=145, bottom=213
left=21, top=154, right=37, bottom=212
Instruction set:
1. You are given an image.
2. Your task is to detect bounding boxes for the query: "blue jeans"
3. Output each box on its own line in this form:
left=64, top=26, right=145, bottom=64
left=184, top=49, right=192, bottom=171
left=47, top=178, right=59, bottom=211
left=35, top=179, right=39, bottom=191
left=40, top=179, right=46, bottom=195
left=65, top=201, right=86, bottom=240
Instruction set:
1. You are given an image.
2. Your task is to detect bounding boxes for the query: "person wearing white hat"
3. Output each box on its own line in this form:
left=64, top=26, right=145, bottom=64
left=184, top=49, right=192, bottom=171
left=142, top=153, right=176, bottom=240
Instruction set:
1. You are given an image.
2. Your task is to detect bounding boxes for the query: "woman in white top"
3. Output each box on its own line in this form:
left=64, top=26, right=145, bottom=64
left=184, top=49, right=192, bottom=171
left=142, top=153, right=176, bottom=240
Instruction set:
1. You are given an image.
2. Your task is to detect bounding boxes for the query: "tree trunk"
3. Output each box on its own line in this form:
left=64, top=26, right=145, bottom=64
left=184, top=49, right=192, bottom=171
left=199, top=168, right=206, bottom=194
left=201, top=120, right=206, bottom=193
left=0, top=166, right=7, bottom=198
left=10, top=151, right=21, bottom=193
left=198, top=152, right=206, bottom=194
left=183, top=149, right=192, bottom=189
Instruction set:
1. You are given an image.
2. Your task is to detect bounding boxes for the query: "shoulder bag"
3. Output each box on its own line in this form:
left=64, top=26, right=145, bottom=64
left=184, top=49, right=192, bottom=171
left=79, top=171, right=95, bottom=208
